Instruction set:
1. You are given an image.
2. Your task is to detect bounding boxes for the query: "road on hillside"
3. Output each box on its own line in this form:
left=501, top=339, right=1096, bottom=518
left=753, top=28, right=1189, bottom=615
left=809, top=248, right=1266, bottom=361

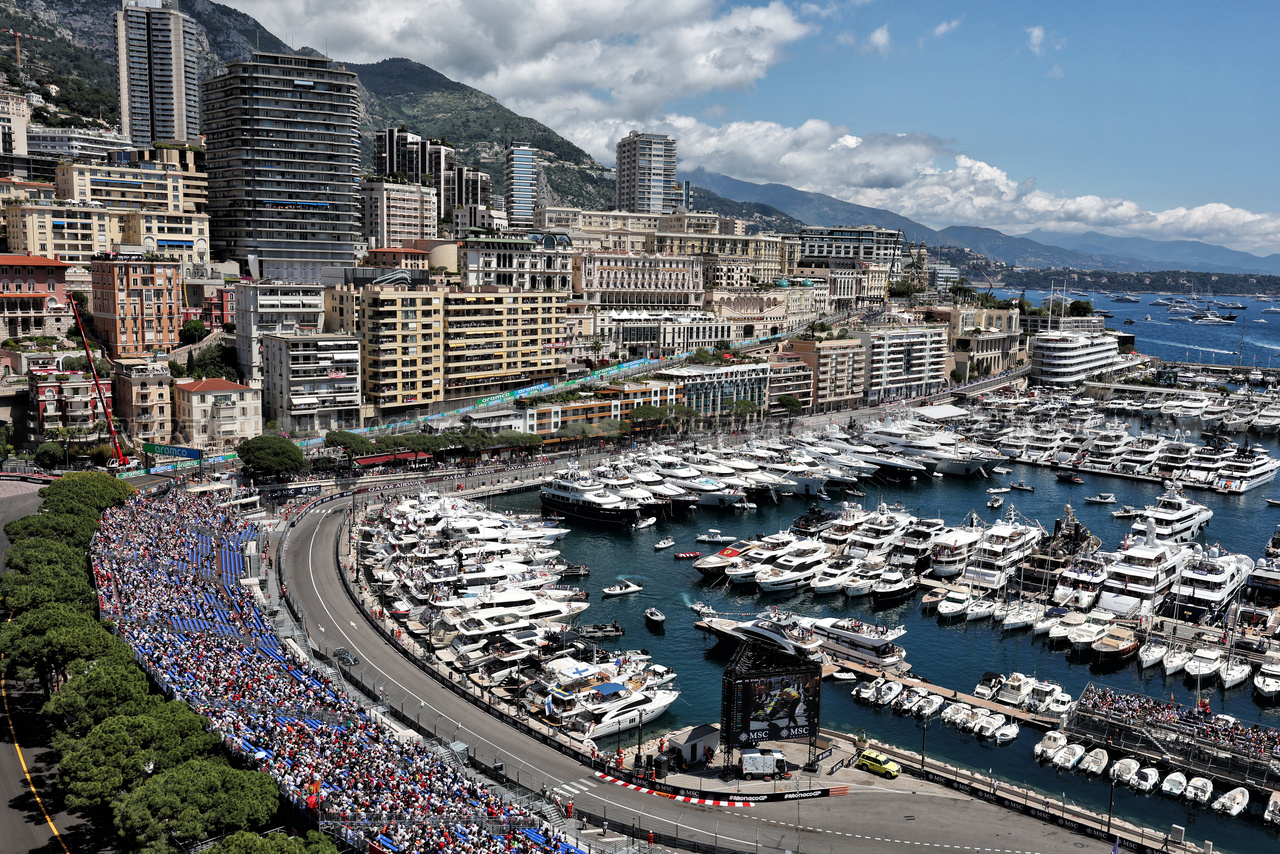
left=0, top=482, right=108, bottom=854
left=284, top=499, right=1108, bottom=854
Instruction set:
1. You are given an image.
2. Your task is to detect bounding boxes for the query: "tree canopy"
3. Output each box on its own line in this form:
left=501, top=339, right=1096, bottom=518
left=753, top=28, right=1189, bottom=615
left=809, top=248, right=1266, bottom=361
left=37, top=472, right=134, bottom=517
left=113, top=758, right=279, bottom=853
left=324, top=430, right=375, bottom=458
left=43, top=656, right=158, bottom=737
left=777, top=395, right=804, bottom=416
left=179, top=319, right=208, bottom=346
left=237, top=435, right=307, bottom=481
left=211, top=831, right=339, bottom=854
left=34, top=441, right=63, bottom=470
left=0, top=603, right=120, bottom=693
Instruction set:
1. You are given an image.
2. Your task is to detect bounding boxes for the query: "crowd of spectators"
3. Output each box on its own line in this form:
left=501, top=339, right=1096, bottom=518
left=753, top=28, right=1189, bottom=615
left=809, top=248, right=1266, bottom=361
left=92, top=488, right=579, bottom=854
left=1079, top=685, right=1280, bottom=760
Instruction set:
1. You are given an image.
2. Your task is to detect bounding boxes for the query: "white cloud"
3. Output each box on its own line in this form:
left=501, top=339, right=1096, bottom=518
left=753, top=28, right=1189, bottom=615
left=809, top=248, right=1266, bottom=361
left=1027, top=25, right=1045, bottom=55
left=836, top=31, right=857, bottom=47
left=1048, top=64, right=1064, bottom=78
left=933, top=19, right=960, bottom=38
left=865, top=24, right=891, bottom=55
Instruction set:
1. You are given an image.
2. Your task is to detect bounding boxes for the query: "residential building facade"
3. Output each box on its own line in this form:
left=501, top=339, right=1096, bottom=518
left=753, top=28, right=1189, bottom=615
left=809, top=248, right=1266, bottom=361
left=646, top=232, right=784, bottom=283
left=173, top=377, right=261, bottom=451
left=90, top=253, right=183, bottom=358
left=0, top=254, right=73, bottom=340
left=260, top=332, right=361, bottom=433
left=358, top=180, right=438, bottom=249
left=115, top=0, right=201, bottom=145
left=796, top=226, right=906, bottom=273
left=1029, top=333, right=1122, bottom=387
left=234, top=280, right=325, bottom=380
left=458, top=233, right=575, bottom=291
left=503, top=143, right=537, bottom=230
left=654, top=362, right=769, bottom=418
left=442, top=286, right=566, bottom=403
left=574, top=251, right=704, bottom=311
left=28, top=370, right=114, bottom=437
left=614, top=131, right=680, bottom=214
left=203, top=52, right=360, bottom=281
left=767, top=355, right=814, bottom=416
left=111, top=359, right=171, bottom=445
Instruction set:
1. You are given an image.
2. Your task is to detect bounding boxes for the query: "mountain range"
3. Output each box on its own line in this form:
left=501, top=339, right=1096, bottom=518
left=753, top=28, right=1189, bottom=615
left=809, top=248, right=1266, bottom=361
left=7, top=0, right=1278, bottom=275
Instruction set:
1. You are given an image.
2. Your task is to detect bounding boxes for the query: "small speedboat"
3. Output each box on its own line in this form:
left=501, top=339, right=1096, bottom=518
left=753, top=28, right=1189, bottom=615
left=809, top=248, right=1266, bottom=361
left=635, top=516, right=657, bottom=529
left=644, top=607, right=666, bottom=624
left=941, top=701, right=971, bottom=725
left=602, top=579, right=643, bottom=597
left=986, top=486, right=1011, bottom=494
left=1131, top=767, right=1160, bottom=793
left=1056, top=472, right=1084, bottom=484
left=696, top=528, right=736, bottom=543
left=1110, top=504, right=1143, bottom=519
left=1265, top=790, right=1280, bottom=825
left=674, top=551, right=701, bottom=560
left=991, top=466, right=1012, bottom=475
left=1267, top=498, right=1280, bottom=507
left=973, top=712, right=1006, bottom=738
left=1110, top=757, right=1140, bottom=785
left=987, top=495, right=1005, bottom=510
left=914, top=694, right=944, bottom=718
left=1034, top=730, right=1068, bottom=761
left=1185, top=776, right=1213, bottom=805
left=993, top=722, right=1020, bottom=744
left=1009, top=481, right=1035, bottom=492
left=853, top=676, right=886, bottom=703
left=1053, top=744, right=1085, bottom=769
left=1161, top=772, right=1187, bottom=798
left=1212, top=786, right=1249, bottom=816
left=655, top=537, right=675, bottom=550
left=1084, top=493, right=1116, bottom=504
left=872, top=680, right=903, bottom=707
left=1080, top=748, right=1108, bottom=776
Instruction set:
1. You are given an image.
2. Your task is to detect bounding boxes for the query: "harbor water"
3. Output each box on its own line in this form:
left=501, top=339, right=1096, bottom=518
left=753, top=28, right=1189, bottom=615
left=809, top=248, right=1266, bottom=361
left=491, top=457, right=1279, bottom=853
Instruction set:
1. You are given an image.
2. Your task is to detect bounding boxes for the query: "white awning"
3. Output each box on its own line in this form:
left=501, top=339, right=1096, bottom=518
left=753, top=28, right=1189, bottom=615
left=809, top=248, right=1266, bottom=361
left=290, top=396, right=320, bottom=406
left=914, top=404, right=968, bottom=421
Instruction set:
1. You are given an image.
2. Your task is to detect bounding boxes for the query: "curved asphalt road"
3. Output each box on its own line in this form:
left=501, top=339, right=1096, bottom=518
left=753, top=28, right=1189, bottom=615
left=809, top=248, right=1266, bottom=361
left=286, top=498, right=1110, bottom=854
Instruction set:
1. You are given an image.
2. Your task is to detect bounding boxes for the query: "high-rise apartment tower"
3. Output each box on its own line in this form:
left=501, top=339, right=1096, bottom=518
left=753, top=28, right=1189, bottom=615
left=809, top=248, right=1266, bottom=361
left=115, top=0, right=201, bottom=145
left=614, top=131, right=680, bottom=215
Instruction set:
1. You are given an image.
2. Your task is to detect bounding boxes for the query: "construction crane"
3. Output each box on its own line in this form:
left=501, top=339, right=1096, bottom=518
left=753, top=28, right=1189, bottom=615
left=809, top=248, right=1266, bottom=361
left=1, top=28, right=53, bottom=68
left=68, top=298, right=132, bottom=470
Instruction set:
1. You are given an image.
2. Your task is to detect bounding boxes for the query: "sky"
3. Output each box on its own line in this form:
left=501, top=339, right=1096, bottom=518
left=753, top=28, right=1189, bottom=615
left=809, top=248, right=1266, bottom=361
left=225, top=0, right=1280, bottom=256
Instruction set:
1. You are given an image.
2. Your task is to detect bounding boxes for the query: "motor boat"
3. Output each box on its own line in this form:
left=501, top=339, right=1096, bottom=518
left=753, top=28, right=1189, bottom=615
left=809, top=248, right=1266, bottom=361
left=1161, top=772, right=1187, bottom=797
left=987, top=495, right=1005, bottom=510
left=973, top=671, right=1006, bottom=700
left=1079, top=748, right=1108, bottom=776
left=644, top=607, right=665, bottom=625
left=1185, top=777, right=1213, bottom=805
left=987, top=486, right=1011, bottom=495
left=654, top=537, right=675, bottom=550
left=1053, top=744, right=1085, bottom=769
left=1254, top=649, right=1280, bottom=698
left=635, top=516, right=657, bottom=529
left=1266, top=790, right=1280, bottom=825
left=914, top=694, right=944, bottom=718
left=973, top=712, right=1007, bottom=738
left=1212, top=787, right=1249, bottom=816
left=870, top=569, right=918, bottom=605
left=941, top=701, right=972, bottom=726
left=852, top=677, right=885, bottom=702
left=1034, top=730, right=1069, bottom=761
left=935, top=587, right=974, bottom=620
left=601, top=579, right=643, bottom=597
left=994, top=673, right=1036, bottom=707
left=872, top=680, right=904, bottom=707
left=696, top=528, right=737, bottom=544
left=894, top=685, right=928, bottom=714
left=993, top=722, right=1020, bottom=744
left=1045, top=691, right=1075, bottom=716
left=1184, top=647, right=1224, bottom=683
left=1110, top=757, right=1140, bottom=785
left=966, top=597, right=998, bottom=621
left=1131, top=767, right=1161, bottom=793
left=1084, top=493, right=1116, bottom=504
left=1033, top=606, right=1069, bottom=636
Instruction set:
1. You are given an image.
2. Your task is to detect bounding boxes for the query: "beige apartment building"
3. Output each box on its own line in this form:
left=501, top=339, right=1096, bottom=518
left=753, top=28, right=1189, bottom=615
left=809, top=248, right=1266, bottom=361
left=359, top=180, right=439, bottom=249
left=3, top=201, right=122, bottom=264
left=326, top=276, right=445, bottom=414
left=458, top=233, right=576, bottom=291
left=90, top=253, right=184, bottom=358
left=111, top=359, right=172, bottom=446
left=574, top=251, right=704, bottom=311
left=646, top=232, right=784, bottom=283
left=788, top=321, right=949, bottom=411
left=442, top=286, right=567, bottom=403
left=173, top=378, right=261, bottom=452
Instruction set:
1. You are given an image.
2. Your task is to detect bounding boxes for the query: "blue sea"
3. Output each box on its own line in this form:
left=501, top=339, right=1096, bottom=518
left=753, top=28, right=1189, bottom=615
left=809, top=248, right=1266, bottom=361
left=486, top=294, right=1280, bottom=854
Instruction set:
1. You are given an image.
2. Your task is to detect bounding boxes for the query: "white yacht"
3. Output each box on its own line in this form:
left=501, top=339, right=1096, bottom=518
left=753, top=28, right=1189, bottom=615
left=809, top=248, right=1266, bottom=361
left=803, top=617, right=907, bottom=670
left=700, top=614, right=825, bottom=659
left=929, top=525, right=985, bottom=579
left=889, top=518, right=949, bottom=573
left=1184, top=647, right=1224, bottom=684
left=1114, top=434, right=1169, bottom=475
left=1181, top=438, right=1238, bottom=485
left=962, top=511, right=1043, bottom=593
left=1067, top=609, right=1115, bottom=651
left=755, top=541, right=831, bottom=591
left=1128, top=481, right=1212, bottom=543
left=668, top=475, right=750, bottom=509
left=1099, top=522, right=1192, bottom=616
left=1165, top=547, right=1253, bottom=622
left=1052, top=555, right=1111, bottom=610
left=540, top=474, right=644, bottom=525
left=844, top=504, right=914, bottom=560
left=1253, top=650, right=1280, bottom=698
left=565, top=683, right=681, bottom=739
left=1214, top=446, right=1280, bottom=493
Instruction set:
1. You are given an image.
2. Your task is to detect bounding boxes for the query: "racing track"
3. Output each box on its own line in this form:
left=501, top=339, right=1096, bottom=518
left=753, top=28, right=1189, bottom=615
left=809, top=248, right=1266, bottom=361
left=284, top=496, right=1109, bottom=854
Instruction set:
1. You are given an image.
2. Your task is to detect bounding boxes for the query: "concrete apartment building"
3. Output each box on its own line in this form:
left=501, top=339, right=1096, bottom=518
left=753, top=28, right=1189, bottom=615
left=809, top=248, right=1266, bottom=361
left=28, top=370, right=114, bottom=437
left=203, top=53, right=360, bottom=281
left=0, top=93, right=30, bottom=157
left=574, top=251, right=705, bottom=311
left=614, top=131, right=680, bottom=214
left=260, top=332, right=361, bottom=433
left=325, top=274, right=445, bottom=415
left=0, top=254, right=74, bottom=340
left=234, top=281, right=324, bottom=380
left=1029, top=332, right=1122, bottom=387
left=111, top=359, right=171, bottom=446
left=173, top=377, right=261, bottom=452
left=24, top=127, right=132, bottom=163
left=591, top=310, right=736, bottom=361
left=655, top=362, right=770, bottom=418
left=358, top=180, right=438, bottom=249
left=90, top=252, right=183, bottom=358
left=534, top=207, right=659, bottom=252
left=115, top=0, right=201, bottom=145
left=504, top=143, right=537, bottom=230
left=792, top=257, right=890, bottom=311
left=918, top=305, right=1024, bottom=381
left=767, top=354, right=814, bottom=415
left=3, top=201, right=122, bottom=264
left=788, top=322, right=948, bottom=411
left=797, top=226, right=906, bottom=273
left=442, top=286, right=566, bottom=403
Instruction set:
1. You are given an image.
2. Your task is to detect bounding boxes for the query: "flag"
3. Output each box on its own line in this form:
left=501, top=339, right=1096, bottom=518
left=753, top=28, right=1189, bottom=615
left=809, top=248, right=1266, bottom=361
left=544, top=694, right=554, bottom=716
left=1112, top=837, right=1119, bottom=854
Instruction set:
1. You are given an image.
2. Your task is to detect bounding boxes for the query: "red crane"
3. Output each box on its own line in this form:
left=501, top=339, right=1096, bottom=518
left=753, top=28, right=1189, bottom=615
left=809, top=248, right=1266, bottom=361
left=68, top=297, right=130, bottom=469
left=1, top=28, right=52, bottom=68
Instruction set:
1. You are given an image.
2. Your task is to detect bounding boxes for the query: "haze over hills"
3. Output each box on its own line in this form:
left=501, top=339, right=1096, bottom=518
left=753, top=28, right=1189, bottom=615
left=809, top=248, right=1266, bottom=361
left=6, top=0, right=1276, bottom=274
